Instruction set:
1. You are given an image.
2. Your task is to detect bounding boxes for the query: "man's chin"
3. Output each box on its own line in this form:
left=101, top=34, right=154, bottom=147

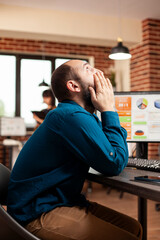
left=81, top=85, right=95, bottom=111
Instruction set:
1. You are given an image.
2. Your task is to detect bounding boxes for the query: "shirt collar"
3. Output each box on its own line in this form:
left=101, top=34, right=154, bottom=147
left=61, top=100, right=97, bottom=117
left=61, top=99, right=80, bottom=106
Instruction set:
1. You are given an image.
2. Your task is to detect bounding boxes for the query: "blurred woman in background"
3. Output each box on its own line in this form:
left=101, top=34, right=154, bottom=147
left=33, top=89, right=56, bottom=128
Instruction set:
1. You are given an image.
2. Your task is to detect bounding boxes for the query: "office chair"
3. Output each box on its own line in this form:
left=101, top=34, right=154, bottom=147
left=0, top=163, right=41, bottom=240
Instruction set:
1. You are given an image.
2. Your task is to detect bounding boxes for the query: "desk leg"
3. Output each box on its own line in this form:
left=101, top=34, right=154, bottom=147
left=138, top=197, right=147, bottom=240
left=8, top=146, right=12, bottom=170
left=3, top=146, right=6, bottom=165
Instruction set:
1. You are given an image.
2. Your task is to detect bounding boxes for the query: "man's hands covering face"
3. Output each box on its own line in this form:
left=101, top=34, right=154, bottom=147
left=89, top=72, right=115, bottom=112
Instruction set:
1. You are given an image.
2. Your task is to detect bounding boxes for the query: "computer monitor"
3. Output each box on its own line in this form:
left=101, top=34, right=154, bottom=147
left=114, top=91, right=160, bottom=142
left=0, top=117, right=26, bottom=137
left=114, top=91, right=160, bottom=158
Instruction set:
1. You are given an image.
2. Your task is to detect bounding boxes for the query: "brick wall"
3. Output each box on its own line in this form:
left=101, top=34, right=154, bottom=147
left=0, top=37, right=113, bottom=167
left=131, top=18, right=160, bottom=91
left=130, top=18, right=160, bottom=159
left=0, top=38, right=113, bottom=75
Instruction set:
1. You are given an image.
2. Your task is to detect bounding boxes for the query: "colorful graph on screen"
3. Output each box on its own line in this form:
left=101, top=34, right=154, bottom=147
left=115, top=93, right=160, bottom=141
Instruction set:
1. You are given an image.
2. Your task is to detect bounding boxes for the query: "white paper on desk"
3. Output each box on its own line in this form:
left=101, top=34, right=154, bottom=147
left=0, top=117, right=26, bottom=136
left=89, top=168, right=100, bottom=174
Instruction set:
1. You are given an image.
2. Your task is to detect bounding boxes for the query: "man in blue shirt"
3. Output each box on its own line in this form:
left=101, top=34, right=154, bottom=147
left=7, top=60, right=142, bottom=240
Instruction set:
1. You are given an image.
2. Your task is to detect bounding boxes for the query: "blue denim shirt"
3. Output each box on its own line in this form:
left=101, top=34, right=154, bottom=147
left=7, top=100, right=128, bottom=225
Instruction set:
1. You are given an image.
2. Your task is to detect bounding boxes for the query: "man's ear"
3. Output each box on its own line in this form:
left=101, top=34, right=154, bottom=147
left=66, top=80, right=81, bottom=93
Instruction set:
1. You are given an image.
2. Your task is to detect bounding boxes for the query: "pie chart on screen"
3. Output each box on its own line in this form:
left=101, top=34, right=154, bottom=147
left=136, top=98, right=148, bottom=110
left=154, top=100, right=160, bottom=109
left=135, top=130, right=144, bottom=136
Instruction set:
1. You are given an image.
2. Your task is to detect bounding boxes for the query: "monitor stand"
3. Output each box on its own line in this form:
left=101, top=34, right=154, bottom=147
left=136, top=141, right=148, bottom=239
left=136, top=142, right=148, bottom=159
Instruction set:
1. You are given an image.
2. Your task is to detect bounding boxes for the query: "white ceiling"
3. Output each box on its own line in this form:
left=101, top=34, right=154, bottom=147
left=0, top=0, right=160, bottom=20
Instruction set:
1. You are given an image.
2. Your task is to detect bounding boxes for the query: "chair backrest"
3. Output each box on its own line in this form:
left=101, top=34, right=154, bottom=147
left=0, top=163, right=41, bottom=240
left=0, top=163, right=11, bottom=205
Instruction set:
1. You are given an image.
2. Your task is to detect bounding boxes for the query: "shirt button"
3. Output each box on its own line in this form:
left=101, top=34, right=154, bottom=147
left=110, top=152, right=113, bottom=156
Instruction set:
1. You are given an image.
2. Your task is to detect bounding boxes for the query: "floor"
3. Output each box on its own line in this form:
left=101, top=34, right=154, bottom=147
left=83, top=181, right=160, bottom=240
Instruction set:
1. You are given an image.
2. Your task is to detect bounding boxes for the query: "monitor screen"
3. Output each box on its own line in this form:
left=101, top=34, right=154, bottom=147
left=114, top=91, right=160, bottom=142
left=0, top=117, right=26, bottom=137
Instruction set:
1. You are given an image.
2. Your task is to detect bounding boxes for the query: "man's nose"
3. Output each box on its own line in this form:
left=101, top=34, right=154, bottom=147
left=93, top=68, right=103, bottom=74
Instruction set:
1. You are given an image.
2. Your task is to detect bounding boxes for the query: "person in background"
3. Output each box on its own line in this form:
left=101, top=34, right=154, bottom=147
left=7, top=60, right=142, bottom=240
left=33, top=89, right=56, bottom=127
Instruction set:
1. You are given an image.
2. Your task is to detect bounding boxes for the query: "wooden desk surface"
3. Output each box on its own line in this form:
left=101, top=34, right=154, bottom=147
left=87, top=168, right=160, bottom=202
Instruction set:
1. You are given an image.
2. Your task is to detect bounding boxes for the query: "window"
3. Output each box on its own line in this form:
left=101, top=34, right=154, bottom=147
left=55, top=58, right=71, bottom=68
left=0, top=54, right=88, bottom=129
left=0, top=55, right=16, bottom=117
left=21, top=59, right=52, bottom=127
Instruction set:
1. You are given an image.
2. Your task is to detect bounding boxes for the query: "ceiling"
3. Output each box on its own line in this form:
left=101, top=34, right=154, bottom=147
left=0, top=0, right=160, bottom=20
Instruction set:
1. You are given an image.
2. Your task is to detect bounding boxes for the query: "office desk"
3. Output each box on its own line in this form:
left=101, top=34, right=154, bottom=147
left=87, top=168, right=160, bottom=240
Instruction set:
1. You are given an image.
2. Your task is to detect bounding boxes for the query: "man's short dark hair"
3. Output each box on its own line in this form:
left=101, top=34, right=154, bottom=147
left=51, top=63, right=80, bottom=102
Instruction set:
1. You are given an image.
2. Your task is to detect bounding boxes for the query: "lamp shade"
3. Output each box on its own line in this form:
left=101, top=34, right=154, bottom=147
left=38, top=79, right=49, bottom=87
left=109, top=40, right=131, bottom=60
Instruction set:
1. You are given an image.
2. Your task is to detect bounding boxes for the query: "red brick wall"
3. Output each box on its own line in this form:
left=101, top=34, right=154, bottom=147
left=0, top=37, right=113, bottom=167
left=131, top=19, right=160, bottom=91
left=0, top=38, right=113, bottom=74
left=130, top=18, right=160, bottom=159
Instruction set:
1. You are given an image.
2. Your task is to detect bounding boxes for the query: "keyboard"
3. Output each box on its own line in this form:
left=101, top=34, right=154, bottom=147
left=127, top=158, right=160, bottom=172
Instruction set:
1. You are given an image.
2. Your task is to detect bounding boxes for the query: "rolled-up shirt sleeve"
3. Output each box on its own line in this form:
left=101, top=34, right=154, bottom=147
left=61, top=110, right=128, bottom=176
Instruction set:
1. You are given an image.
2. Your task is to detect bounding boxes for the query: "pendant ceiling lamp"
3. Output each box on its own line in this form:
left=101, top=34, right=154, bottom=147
left=38, top=79, right=49, bottom=87
left=109, top=37, right=131, bottom=60
left=109, top=0, right=131, bottom=60
left=38, top=41, right=49, bottom=87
